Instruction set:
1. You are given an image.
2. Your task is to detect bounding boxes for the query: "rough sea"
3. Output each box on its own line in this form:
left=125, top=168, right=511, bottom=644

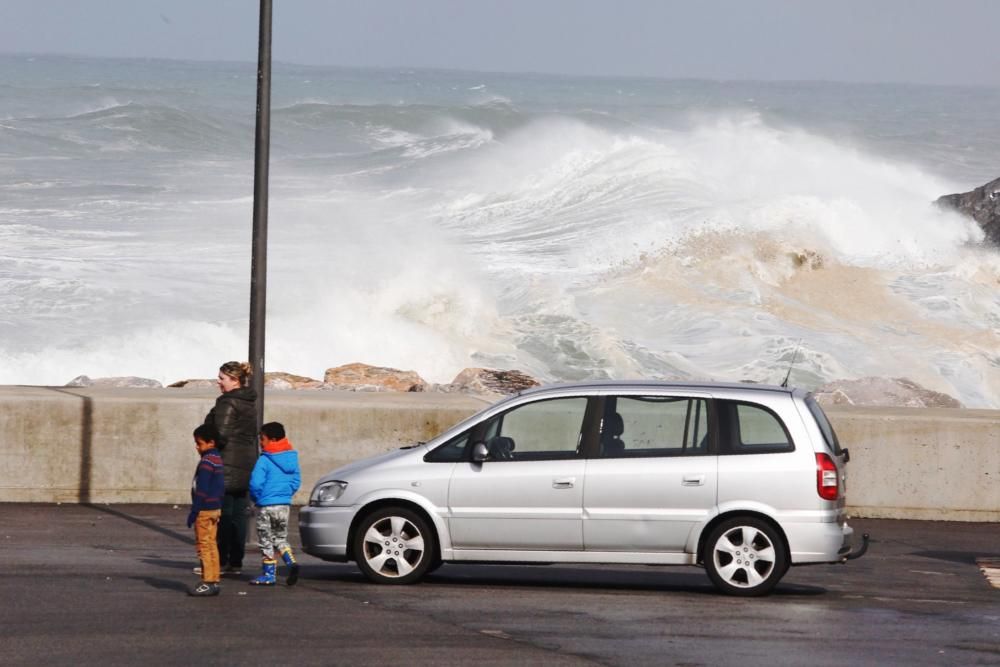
left=2, top=54, right=999, bottom=406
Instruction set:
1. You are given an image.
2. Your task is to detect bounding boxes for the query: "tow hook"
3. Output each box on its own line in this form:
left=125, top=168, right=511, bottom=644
left=844, top=532, right=870, bottom=561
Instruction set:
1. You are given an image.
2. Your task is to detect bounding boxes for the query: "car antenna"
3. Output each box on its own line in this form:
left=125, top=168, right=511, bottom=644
left=780, top=340, right=802, bottom=388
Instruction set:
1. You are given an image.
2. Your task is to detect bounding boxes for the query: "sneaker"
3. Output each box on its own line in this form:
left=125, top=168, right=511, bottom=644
left=188, top=582, right=220, bottom=597
left=192, top=566, right=202, bottom=576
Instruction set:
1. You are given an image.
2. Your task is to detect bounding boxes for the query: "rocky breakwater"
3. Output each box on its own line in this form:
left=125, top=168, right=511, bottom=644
left=936, top=176, right=1000, bottom=246
left=164, top=363, right=541, bottom=397
left=66, top=366, right=964, bottom=409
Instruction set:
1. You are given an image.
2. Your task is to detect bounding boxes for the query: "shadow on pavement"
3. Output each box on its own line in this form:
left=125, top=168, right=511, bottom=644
left=84, top=504, right=193, bottom=545
left=912, top=549, right=1000, bottom=565
left=130, top=576, right=191, bottom=594
left=139, top=558, right=195, bottom=571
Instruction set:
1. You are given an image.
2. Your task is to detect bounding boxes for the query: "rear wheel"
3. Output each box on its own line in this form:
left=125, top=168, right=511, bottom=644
left=352, top=507, right=436, bottom=585
left=704, top=517, right=787, bottom=596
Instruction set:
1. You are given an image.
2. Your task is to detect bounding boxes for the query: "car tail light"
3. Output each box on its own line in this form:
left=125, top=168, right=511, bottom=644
left=816, top=453, right=839, bottom=500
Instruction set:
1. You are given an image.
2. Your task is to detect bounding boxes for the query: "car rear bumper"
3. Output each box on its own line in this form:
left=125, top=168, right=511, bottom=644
left=787, top=520, right=855, bottom=564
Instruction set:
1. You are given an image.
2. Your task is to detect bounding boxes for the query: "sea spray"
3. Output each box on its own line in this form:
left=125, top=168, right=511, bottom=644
left=1, top=54, right=998, bottom=406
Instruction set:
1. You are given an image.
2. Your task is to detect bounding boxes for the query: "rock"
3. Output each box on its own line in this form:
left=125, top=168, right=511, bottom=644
left=66, top=375, right=163, bottom=388
left=446, top=367, right=540, bottom=396
left=167, top=378, right=217, bottom=389
left=935, top=176, right=1000, bottom=246
left=813, top=377, right=963, bottom=409
left=322, top=363, right=427, bottom=392
left=264, top=372, right=322, bottom=390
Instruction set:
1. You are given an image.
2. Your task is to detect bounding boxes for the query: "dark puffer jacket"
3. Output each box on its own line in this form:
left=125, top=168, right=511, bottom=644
left=203, top=387, right=259, bottom=493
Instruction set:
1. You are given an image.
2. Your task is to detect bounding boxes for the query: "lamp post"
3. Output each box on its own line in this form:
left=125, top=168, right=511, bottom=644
left=249, top=0, right=272, bottom=430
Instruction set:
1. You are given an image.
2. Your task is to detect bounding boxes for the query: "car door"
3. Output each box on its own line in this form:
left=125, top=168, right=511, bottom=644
left=583, top=394, right=717, bottom=552
left=448, top=396, right=590, bottom=550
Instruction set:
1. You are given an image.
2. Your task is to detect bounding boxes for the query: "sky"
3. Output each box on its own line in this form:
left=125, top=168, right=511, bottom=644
left=2, top=0, right=1000, bottom=86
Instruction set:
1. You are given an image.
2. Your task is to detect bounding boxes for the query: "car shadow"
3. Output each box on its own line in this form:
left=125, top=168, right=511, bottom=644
left=301, top=562, right=827, bottom=597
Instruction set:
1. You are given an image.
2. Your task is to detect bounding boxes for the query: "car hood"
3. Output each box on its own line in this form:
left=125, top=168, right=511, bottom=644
left=314, top=445, right=425, bottom=484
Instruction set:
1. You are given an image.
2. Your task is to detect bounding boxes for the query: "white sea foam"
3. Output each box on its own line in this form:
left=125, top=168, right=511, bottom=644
left=2, top=57, right=999, bottom=405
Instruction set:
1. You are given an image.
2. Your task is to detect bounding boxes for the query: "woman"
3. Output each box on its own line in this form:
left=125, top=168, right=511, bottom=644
left=203, top=361, right=258, bottom=575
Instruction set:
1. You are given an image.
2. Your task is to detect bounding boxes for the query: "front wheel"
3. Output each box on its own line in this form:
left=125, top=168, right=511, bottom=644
left=704, top=517, right=788, bottom=597
left=352, top=507, right=436, bottom=585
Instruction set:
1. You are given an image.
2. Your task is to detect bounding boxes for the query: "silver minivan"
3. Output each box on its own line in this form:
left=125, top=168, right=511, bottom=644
left=299, top=381, right=866, bottom=596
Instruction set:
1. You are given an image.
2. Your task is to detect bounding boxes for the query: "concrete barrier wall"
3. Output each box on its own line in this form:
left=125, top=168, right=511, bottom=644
left=0, top=387, right=997, bottom=521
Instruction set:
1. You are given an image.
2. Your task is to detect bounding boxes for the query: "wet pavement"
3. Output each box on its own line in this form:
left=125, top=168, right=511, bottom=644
left=1, top=504, right=998, bottom=666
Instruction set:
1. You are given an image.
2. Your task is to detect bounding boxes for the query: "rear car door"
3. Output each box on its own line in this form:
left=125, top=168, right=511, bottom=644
left=583, top=393, right=717, bottom=552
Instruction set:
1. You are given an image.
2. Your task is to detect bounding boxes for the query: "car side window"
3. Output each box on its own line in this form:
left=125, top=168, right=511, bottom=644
left=718, top=400, right=793, bottom=454
left=485, top=397, right=588, bottom=461
left=601, top=396, right=710, bottom=458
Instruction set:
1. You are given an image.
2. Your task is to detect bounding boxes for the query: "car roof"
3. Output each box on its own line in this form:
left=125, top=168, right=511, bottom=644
left=516, top=379, right=801, bottom=399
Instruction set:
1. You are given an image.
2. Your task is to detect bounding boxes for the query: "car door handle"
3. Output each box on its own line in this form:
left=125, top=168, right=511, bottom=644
left=552, top=477, right=576, bottom=489
left=682, top=474, right=706, bottom=486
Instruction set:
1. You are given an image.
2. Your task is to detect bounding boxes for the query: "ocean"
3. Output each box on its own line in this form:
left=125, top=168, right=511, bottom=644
left=2, top=54, right=999, bottom=406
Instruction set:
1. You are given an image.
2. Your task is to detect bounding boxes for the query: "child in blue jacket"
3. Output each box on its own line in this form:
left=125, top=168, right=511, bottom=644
left=248, top=421, right=302, bottom=586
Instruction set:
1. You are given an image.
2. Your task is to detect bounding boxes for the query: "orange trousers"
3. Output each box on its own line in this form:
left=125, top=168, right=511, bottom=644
left=195, top=509, right=222, bottom=583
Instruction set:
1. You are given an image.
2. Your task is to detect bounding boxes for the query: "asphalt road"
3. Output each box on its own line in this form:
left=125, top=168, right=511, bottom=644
left=1, top=504, right=998, bottom=666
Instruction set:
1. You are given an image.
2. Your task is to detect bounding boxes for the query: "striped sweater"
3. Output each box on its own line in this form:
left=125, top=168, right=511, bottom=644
left=190, top=448, right=225, bottom=514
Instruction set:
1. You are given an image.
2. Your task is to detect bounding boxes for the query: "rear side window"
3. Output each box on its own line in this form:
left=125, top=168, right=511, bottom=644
left=600, top=396, right=710, bottom=458
left=718, top=400, right=793, bottom=454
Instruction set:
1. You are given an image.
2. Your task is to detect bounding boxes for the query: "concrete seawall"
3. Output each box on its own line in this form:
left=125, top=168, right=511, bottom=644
left=1, top=386, right=997, bottom=521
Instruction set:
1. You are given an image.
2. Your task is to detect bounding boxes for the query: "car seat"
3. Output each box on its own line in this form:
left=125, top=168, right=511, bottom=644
left=600, top=413, right=625, bottom=456
left=487, top=436, right=516, bottom=461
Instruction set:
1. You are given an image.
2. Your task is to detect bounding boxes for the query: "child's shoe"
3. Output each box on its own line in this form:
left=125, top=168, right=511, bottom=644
left=188, top=582, right=220, bottom=597
left=280, top=548, right=300, bottom=586
left=249, top=559, right=277, bottom=586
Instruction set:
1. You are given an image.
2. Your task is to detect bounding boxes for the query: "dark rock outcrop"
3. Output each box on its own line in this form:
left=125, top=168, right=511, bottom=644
left=935, top=176, right=1000, bottom=246
left=813, top=377, right=963, bottom=409
left=167, top=378, right=216, bottom=389
left=443, top=368, right=541, bottom=396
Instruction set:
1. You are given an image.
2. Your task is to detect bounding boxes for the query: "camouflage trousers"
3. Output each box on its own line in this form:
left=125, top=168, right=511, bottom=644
left=255, top=504, right=291, bottom=560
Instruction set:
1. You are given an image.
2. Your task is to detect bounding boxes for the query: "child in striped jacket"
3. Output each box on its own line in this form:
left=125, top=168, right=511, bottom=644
left=188, top=423, right=225, bottom=596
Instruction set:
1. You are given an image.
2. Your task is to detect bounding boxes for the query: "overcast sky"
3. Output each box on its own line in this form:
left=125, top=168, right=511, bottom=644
left=3, top=0, right=999, bottom=86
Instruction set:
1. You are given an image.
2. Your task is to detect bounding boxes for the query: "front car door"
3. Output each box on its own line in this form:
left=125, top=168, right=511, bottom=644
left=448, top=396, right=590, bottom=550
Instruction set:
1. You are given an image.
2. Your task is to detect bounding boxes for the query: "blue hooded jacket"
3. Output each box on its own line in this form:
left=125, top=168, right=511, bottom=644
left=249, top=438, right=301, bottom=506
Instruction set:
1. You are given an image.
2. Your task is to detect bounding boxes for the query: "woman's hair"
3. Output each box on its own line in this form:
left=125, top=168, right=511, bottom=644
left=219, top=361, right=253, bottom=387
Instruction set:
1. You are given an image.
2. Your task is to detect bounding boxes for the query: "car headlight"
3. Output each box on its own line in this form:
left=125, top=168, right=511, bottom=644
left=310, top=480, right=348, bottom=506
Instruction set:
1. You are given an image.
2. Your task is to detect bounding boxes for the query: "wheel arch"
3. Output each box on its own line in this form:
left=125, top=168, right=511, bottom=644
left=347, top=497, right=442, bottom=564
left=696, top=510, right=790, bottom=566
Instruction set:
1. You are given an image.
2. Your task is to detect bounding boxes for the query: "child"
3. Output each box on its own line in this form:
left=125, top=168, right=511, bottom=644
left=188, top=423, right=225, bottom=597
left=248, top=421, right=302, bottom=586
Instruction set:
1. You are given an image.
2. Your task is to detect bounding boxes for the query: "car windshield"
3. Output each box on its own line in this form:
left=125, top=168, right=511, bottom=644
left=805, top=396, right=843, bottom=456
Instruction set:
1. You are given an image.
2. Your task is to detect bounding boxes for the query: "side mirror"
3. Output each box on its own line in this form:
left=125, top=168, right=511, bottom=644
left=472, top=441, right=489, bottom=463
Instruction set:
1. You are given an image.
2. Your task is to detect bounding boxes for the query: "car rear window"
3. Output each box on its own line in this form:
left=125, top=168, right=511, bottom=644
left=717, top=400, right=794, bottom=454
left=805, top=396, right=843, bottom=455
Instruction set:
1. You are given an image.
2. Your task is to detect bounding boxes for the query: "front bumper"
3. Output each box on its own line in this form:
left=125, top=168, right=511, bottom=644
left=298, top=505, right=355, bottom=562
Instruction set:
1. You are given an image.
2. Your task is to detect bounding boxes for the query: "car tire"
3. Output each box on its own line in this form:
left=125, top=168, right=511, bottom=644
left=704, top=517, right=788, bottom=597
left=352, top=507, right=436, bottom=585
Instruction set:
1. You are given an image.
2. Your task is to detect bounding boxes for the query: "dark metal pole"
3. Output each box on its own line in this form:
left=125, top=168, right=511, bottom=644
left=249, top=0, right=272, bottom=431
